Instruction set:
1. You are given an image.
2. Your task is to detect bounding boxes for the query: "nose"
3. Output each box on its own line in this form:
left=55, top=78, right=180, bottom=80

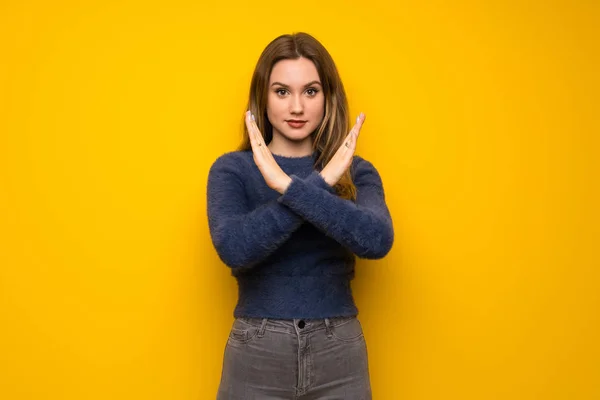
left=289, top=94, right=303, bottom=114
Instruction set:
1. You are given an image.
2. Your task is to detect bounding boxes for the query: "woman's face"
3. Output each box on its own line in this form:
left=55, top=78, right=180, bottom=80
left=266, top=57, right=325, bottom=145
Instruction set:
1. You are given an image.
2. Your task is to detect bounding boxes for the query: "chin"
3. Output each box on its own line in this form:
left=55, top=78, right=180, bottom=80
left=285, top=133, right=312, bottom=142
left=276, top=126, right=313, bottom=142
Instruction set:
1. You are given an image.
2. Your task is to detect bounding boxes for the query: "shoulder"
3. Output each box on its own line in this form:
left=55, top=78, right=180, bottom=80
left=351, top=154, right=384, bottom=184
left=351, top=154, right=376, bottom=170
left=208, top=150, right=254, bottom=176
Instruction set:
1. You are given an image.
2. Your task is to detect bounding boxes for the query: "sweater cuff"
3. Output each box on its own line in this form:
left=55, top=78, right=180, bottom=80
left=283, top=170, right=335, bottom=197
left=305, top=170, right=336, bottom=193
left=278, top=171, right=336, bottom=205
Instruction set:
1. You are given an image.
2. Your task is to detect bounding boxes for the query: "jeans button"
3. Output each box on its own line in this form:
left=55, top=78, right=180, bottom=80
left=298, top=320, right=305, bottom=329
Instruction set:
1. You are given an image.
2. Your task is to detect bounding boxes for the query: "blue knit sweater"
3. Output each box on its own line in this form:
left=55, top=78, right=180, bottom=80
left=206, top=150, right=394, bottom=319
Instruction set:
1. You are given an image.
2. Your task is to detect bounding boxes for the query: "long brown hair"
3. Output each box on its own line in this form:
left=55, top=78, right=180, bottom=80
left=237, top=32, right=356, bottom=200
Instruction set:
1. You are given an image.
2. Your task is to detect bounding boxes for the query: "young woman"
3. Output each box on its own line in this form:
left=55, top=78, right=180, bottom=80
left=207, top=32, right=394, bottom=399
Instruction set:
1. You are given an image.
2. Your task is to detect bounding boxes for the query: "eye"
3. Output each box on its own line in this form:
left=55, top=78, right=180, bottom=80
left=306, top=88, right=319, bottom=96
left=275, top=89, right=288, bottom=96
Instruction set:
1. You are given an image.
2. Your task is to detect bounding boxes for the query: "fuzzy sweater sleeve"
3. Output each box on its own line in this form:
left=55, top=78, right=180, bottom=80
left=277, top=157, right=394, bottom=259
left=206, top=154, right=335, bottom=269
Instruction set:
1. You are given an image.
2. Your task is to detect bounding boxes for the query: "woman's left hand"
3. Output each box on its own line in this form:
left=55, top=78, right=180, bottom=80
left=245, top=111, right=292, bottom=194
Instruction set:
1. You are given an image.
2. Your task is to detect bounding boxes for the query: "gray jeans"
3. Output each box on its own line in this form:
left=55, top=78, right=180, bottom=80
left=217, top=316, right=372, bottom=399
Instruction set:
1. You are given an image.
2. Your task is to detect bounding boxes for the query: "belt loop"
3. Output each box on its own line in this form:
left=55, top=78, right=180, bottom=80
left=324, top=318, right=333, bottom=338
left=258, top=318, right=268, bottom=337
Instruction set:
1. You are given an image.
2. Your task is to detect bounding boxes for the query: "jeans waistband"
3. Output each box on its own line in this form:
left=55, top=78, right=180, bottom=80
left=237, top=315, right=357, bottom=335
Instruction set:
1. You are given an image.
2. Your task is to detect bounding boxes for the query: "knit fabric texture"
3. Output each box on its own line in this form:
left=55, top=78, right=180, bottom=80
left=207, top=150, right=394, bottom=319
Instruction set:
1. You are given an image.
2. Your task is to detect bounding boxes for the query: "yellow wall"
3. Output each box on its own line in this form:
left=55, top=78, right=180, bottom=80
left=1, top=1, right=598, bottom=398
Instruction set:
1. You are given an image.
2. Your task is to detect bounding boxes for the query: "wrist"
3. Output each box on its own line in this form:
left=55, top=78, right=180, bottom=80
left=318, top=171, right=333, bottom=187
left=277, top=176, right=292, bottom=194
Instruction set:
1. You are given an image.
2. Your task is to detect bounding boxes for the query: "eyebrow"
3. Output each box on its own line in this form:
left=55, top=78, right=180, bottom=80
left=270, top=80, right=322, bottom=88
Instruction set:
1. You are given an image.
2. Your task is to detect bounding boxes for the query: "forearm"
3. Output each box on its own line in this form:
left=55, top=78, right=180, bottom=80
left=207, top=169, right=337, bottom=269
left=208, top=199, right=304, bottom=269
left=277, top=170, right=394, bottom=259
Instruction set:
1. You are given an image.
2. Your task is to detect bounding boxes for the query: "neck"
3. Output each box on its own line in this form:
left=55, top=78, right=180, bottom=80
left=268, top=134, right=313, bottom=158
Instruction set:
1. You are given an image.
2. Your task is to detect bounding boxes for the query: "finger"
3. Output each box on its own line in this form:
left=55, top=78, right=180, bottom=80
left=342, top=125, right=357, bottom=148
left=340, top=133, right=356, bottom=157
left=245, top=111, right=275, bottom=171
left=245, top=111, right=256, bottom=141
left=354, top=112, right=366, bottom=137
left=245, top=111, right=263, bottom=149
left=251, top=115, right=267, bottom=151
left=347, top=128, right=358, bottom=152
left=340, top=114, right=364, bottom=157
left=249, top=116, right=272, bottom=161
left=344, top=114, right=363, bottom=151
left=342, top=114, right=362, bottom=150
left=245, top=115, right=257, bottom=156
left=344, top=113, right=364, bottom=143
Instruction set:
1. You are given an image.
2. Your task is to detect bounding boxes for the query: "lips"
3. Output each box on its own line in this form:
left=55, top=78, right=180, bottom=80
left=286, top=120, right=307, bottom=129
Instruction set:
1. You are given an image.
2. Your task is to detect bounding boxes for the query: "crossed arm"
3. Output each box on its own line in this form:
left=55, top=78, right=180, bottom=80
left=207, top=156, right=394, bottom=269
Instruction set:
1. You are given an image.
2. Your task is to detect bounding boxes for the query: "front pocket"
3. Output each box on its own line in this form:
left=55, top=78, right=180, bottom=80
left=228, top=320, right=260, bottom=344
left=331, top=318, right=364, bottom=343
left=230, top=328, right=247, bottom=341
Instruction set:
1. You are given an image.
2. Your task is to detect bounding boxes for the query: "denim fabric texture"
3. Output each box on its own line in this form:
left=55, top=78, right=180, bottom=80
left=217, top=316, right=372, bottom=399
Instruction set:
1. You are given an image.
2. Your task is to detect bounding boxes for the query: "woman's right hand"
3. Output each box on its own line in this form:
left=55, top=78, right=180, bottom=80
left=319, top=113, right=366, bottom=187
left=245, top=111, right=292, bottom=194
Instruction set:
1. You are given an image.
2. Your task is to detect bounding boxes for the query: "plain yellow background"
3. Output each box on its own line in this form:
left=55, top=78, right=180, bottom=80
left=1, top=0, right=598, bottom=398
